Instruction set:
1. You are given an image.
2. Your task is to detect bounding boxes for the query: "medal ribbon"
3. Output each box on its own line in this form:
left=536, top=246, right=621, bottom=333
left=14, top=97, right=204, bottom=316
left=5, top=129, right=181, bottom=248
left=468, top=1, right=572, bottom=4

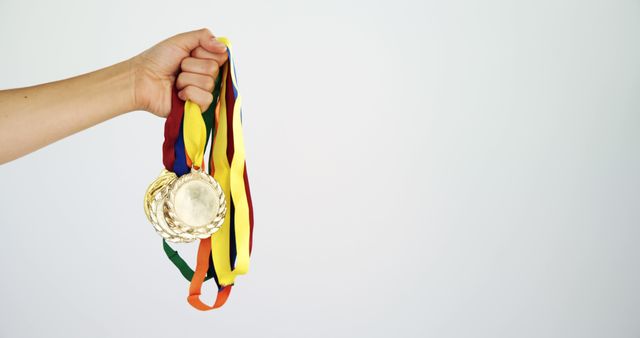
left=188, top=38, right=253, bottom=310
left=159, top=37, right=254, bottom=311
left=207, top=37, right=251, bottom=286
left=161, top=87, right=217, bottom=281
left=183, top=100, right=206, bottom=169
left=161, top=73, right=227, bottom=303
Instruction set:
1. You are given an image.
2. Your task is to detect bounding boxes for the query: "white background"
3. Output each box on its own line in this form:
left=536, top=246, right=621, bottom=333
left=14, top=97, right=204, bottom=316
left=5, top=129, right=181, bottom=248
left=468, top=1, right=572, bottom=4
left=0, top=0, right=639, bottom=337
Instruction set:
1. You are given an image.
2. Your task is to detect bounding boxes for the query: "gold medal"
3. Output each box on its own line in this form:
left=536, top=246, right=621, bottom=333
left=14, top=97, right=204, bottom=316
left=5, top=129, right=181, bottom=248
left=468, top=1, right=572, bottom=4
left=144, top=169, right=185, bottom=242
left=144, top=168, right=226, bottom=243
left=165, top=167, right=226, bottom=240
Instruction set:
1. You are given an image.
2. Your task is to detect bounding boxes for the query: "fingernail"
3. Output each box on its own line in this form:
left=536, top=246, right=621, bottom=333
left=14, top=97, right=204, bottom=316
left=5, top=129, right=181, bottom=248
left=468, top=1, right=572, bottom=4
left=211, top=38, right=226, bottom=49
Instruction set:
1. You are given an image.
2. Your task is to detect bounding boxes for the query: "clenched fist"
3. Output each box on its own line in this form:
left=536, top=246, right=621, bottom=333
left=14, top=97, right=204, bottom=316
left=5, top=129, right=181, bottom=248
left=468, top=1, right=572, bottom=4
left=131, top=28, right=229, bottom=117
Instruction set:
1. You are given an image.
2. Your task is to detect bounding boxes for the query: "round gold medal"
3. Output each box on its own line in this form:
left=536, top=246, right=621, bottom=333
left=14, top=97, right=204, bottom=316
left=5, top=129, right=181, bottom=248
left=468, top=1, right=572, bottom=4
left=164, top=168, right=227, bottom=241
left=144, top=168, right=226, bottom=243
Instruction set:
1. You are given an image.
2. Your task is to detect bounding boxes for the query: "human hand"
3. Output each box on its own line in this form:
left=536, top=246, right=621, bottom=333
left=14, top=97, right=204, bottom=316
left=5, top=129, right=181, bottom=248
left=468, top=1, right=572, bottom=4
left=130, top=28, right=229, bottom=117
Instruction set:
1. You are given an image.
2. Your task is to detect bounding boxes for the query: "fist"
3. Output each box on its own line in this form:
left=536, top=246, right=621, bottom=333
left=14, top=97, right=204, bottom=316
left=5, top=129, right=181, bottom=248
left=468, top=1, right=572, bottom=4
left=131, top=28, right=229, bottom=117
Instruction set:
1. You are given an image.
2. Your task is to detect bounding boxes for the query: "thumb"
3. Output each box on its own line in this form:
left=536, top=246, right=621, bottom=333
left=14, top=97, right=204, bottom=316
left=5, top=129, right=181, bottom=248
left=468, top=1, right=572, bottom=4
left=169, top=28, right=227, bottom=55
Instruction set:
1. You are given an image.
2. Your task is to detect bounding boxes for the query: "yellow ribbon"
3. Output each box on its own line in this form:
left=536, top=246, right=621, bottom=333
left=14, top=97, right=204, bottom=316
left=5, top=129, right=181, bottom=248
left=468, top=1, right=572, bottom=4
left=183, top=36, right=251, bottom=286
left=182, top=100, right=207, bottom=168
left=210, top=62, right=234, bottom=285
left=229, top=97, right=250, bottom=275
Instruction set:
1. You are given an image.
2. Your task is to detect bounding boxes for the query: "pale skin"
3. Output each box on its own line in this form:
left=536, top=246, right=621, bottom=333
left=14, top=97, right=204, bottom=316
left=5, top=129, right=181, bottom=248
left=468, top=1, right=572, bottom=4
left=0, top=28, right=228, bottom=165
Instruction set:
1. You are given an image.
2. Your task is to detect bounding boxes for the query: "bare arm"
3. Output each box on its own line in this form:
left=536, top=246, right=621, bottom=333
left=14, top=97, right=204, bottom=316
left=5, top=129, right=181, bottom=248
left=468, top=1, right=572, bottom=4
left=0, top=60, right=136, bottom=163
left=0, top=28, right=228, bottom=165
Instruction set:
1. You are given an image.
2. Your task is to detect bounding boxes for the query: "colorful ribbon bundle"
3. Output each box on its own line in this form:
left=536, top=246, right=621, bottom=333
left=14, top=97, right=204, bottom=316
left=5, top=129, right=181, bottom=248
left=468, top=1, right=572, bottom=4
left=153, top=37, right=254, bottom=310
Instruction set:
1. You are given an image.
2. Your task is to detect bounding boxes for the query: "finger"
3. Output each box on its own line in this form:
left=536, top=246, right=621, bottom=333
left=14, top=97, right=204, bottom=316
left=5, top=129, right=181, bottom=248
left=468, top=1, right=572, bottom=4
left=178, top=85, right=214, bottom=112
left=176, top=72, right=216, bottom=92
left=181, top=57, right=219, bottom=76
left=169, top=28, right=227, bottom=54
left=191, top=47, right=228, bottom=66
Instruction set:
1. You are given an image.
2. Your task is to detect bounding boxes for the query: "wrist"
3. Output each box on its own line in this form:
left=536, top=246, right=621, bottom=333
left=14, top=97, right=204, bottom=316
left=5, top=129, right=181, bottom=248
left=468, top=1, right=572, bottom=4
left=124, top=58, right=138, bottom=113
left=129, top=54, right=173, bottom=116
left=129, top=55, right=149, bottom=112
left=94, top=58, right=139, bottom=116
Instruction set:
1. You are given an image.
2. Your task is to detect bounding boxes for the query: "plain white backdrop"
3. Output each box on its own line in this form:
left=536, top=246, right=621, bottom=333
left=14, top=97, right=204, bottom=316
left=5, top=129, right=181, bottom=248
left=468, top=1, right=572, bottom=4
left=0, top=0, right=639, bottom=337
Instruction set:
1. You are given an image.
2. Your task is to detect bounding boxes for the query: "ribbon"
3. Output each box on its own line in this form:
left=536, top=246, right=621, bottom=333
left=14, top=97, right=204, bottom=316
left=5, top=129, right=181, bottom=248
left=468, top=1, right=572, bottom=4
left=158, top=37, right=253, bottom=311
left=161, top=86, right=216, bottom=280
left=187, top=238, right=233, bottom=310
left=207, top=37, right=253, bottom=288
left=183, top=100, right=207, bottom=169
left=163, top=239, right=217, bottom=282
left=162, top=89, right=185, bottom=171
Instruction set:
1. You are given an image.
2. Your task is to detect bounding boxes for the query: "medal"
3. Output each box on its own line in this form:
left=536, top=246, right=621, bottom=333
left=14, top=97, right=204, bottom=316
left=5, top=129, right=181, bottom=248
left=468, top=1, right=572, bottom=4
left=144, top=167, right=226, bottom=243
left=164, top=167, right=226, bottom=241
left=144, top=169, right=181, bottom=242
left=143, top=37, right=254, bottom=311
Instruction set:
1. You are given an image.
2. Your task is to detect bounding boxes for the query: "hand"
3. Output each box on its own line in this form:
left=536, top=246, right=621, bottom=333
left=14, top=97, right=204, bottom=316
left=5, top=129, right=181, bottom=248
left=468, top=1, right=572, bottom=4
left=130, top=28, right=229, bottom=117
left=0, top=28, right=230, bottom=164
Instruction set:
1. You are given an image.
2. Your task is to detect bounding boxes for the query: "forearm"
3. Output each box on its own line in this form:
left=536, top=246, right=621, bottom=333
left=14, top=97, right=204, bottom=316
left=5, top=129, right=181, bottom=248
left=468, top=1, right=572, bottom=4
left=0, top=59, right=136, bottom=164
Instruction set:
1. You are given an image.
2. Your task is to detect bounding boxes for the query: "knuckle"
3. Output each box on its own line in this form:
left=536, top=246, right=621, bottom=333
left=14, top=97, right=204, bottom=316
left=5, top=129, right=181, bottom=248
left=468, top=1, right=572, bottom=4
left=180, top=57, right=192, bottom=69
left=192, top=47, right=205, bottom=58
left=182, top=74, right=191, bottom=84
left=184, top=85, right=196, bottom=96
left=206, top=60, right=218, bottom=74
left=206, top=76, right=215, bottom=91
left=176, top=75, right=186, bottom=88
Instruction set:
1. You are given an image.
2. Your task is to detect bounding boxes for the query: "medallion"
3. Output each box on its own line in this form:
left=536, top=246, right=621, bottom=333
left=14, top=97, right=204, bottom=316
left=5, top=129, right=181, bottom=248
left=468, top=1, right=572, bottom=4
left=144, top=169, right=186, bottom=242
left=145, top=168, right=227, bottom=243
left=164, top=168, right=227, bottom=241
